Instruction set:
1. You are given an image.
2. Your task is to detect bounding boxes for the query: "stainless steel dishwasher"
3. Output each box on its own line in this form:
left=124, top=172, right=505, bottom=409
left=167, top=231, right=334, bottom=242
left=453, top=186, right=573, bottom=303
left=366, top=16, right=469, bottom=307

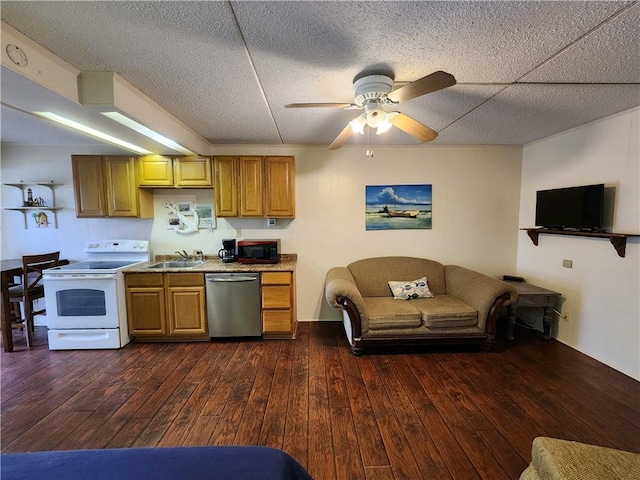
left=205, top=273, right=262, bottom=337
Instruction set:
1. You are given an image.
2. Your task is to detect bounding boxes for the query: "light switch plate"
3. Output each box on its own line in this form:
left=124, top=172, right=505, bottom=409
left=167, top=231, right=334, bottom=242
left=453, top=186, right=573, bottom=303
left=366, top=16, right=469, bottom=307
left=562, top=259, right=573, bottom=268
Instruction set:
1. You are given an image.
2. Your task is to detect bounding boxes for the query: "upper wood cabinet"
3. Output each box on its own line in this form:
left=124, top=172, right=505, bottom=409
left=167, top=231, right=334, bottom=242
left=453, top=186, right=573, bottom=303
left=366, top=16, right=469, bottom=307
left=138, top=155, right=212, bottom=188
left=213, top=155, right=295, bottom=218
left=72, top=155, right=153, bottom=218
left=213, top=156, right=238, bottom=216
left=138, top=155, right=173, bottom=186
left=174, top=156, right=212, bottom=187
left=239, top=156, right=264, bottom=217
left=264, top=156, right=295, bottom=218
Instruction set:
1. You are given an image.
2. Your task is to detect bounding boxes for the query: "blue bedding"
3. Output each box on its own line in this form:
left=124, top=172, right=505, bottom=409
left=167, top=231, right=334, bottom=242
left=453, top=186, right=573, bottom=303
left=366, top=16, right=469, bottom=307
left=1, top=446, right=313, bottom=480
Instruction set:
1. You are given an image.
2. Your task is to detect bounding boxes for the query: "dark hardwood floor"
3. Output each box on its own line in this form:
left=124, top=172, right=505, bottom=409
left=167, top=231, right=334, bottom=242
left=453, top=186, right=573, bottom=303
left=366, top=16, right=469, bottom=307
left=2, top=322, right=639, bottom=479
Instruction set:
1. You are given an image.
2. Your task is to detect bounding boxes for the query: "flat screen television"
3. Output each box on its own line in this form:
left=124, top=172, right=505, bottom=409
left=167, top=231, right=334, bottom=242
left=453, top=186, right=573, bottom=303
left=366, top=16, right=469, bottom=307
left=535, top=184, right=605, bottom=231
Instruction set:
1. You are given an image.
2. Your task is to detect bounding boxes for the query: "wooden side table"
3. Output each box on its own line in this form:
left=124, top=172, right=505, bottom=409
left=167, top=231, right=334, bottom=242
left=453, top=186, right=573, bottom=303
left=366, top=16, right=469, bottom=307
left=504, top=280, right=561, bottom=340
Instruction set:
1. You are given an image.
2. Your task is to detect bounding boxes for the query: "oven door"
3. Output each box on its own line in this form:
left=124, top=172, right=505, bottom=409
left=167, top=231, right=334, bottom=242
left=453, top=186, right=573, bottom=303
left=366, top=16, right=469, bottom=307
left=44, top=274, right=119, bottom=329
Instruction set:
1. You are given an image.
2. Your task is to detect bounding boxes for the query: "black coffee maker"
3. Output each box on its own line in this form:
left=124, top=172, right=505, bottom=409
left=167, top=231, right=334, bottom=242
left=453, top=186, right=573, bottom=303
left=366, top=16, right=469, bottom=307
left=218, top=239, right=236, bottom=263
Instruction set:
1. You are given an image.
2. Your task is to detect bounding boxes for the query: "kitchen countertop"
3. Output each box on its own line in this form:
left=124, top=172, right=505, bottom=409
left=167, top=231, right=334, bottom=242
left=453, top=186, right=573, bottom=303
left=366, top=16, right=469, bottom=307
left=124, top=254, right=297, bottom=273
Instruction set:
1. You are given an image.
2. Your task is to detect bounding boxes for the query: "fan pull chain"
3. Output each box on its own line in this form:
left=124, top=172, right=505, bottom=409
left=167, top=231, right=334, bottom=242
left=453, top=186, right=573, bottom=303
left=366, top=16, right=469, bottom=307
left=366, top=125, right=374, bottom=157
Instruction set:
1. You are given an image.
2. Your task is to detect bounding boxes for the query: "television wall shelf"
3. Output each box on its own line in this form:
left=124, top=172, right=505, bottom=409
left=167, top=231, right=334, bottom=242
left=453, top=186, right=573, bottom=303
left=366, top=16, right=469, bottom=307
left=3, top=181, right=63, bottom=229
left=522, top=228, right=640, bottom=258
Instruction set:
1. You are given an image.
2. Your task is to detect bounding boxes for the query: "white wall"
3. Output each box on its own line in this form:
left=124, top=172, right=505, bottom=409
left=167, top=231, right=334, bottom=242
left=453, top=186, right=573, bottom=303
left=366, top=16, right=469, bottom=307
left=2, top=143, right=523, bottom=324
left=518, top=107, right=640, bottom=380
left=0, top=144, right=153, bottom=261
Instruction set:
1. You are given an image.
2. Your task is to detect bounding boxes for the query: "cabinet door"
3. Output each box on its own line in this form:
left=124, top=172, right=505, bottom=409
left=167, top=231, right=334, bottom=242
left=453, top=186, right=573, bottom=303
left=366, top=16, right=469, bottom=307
left=213, top=156, right=238, bottom=217
left=127, top=287, right=167, bottom=335
left=167, top=286, right=207, bottom=334
left=104, top=156, right=139, bottom=217
left=264, top=156, right=295, bottom=217
left=239, top=156, right=264, bottom=217
left=139, top=155, right=174, bottom=186
left=174, top=157, right=212, bottom=187
left=72, top=155, right=106, bottom=217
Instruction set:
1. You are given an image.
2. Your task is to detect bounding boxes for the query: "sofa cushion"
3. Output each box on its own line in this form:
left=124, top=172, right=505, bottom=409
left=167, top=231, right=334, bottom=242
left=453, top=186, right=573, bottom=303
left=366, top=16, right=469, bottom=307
left=412, top=295, right=478, bottom=328
left=363, top=297, right=422, bottom=330
left=348, top=257, right=446, bottom=297
left=520, top=436, right=640, bottom=480
left=388, top=277, right=435, bottom=300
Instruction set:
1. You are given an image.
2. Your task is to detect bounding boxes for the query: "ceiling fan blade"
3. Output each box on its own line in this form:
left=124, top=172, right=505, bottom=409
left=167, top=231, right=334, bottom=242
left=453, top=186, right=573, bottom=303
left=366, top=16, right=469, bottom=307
left=389, top=113, right=438, bottom=142
left=387, top=71, right=456, bottom=103
left=328, top=123, right=354, bottom=150
left=286, top=103, right=357, bottom=109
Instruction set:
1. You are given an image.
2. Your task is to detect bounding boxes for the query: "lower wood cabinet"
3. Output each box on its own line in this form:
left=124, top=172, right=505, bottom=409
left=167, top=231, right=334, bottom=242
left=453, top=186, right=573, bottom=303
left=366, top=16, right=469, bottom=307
left=126, top=272, right=208, bottom=341
left=126, top=269, right=297, bottom=341
left=261, top=271, right=296, bottom=339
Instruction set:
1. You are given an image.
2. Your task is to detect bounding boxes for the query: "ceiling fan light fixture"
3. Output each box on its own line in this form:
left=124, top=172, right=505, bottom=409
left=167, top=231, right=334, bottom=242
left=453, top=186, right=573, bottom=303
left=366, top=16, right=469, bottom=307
left=350, top=115, right=367, bottom=134
left=364, top=101, right=389, bottom=128
left=376, top=118, right=393, bottom=135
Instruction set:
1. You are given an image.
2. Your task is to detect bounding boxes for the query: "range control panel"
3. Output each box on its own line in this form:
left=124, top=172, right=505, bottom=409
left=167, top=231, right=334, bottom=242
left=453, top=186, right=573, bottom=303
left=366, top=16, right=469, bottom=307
left=85, top=240, right=149, bottom=253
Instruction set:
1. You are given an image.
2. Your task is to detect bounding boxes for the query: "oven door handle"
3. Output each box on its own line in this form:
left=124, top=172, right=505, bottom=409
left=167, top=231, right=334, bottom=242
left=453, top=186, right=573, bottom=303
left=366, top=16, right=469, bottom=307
left=43, top=274, right=117, bottom=280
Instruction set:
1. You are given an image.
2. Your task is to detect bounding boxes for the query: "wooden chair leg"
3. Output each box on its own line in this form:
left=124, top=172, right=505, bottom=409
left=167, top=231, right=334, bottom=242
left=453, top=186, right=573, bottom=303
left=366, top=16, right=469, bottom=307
left=24, top=300, right=34, bottom=348
left=11, top=303, right=24, bottom=330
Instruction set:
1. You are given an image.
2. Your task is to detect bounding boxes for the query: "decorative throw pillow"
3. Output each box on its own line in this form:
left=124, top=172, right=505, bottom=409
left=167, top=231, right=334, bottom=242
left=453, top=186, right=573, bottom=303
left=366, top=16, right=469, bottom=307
left=388, top=277, right=434, bottom=300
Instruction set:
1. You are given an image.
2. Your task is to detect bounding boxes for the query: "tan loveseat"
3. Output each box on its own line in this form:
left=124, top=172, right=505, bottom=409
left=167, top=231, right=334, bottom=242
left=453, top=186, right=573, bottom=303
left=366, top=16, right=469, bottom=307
left=324, top=257, right=518, bottom=355
left=520, top=437, right=640, bottom=480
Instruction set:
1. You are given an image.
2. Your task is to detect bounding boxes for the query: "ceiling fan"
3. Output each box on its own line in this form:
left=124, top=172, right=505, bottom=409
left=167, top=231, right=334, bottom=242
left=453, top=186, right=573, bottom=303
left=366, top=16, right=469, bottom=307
left=286, top=70, right=456, bottom=149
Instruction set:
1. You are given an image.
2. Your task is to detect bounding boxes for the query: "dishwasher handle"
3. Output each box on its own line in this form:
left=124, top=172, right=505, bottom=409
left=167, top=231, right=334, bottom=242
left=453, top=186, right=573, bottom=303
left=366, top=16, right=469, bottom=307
left=206, top=275, right=258, bottom=283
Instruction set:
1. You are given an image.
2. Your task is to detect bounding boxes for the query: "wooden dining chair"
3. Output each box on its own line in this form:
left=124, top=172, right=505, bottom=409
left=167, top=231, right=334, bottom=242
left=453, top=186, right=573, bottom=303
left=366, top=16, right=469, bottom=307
left=8, top=251, right=60, bottom=348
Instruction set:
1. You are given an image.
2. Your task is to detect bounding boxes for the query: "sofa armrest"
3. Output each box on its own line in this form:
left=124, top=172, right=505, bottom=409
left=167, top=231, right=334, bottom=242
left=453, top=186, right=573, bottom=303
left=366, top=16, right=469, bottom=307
left=445, top=265, right=518, bottom=331
left=324, top=267, right=368, bottom=336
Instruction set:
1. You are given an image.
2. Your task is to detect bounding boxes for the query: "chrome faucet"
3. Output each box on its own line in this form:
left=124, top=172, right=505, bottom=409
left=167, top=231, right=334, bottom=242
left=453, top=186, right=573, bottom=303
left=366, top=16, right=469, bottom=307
left=175, top=250, right=189, bottom=260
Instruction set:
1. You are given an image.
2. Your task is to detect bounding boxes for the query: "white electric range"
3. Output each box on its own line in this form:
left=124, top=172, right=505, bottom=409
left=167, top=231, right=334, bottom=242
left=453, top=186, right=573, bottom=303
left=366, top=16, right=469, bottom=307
left=43, top=240, right=150, bottom=350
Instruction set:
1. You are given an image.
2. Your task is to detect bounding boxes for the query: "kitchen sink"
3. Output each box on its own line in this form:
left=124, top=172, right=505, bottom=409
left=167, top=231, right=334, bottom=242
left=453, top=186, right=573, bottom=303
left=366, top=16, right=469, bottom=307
left=146, top=260, right=206, bottom=269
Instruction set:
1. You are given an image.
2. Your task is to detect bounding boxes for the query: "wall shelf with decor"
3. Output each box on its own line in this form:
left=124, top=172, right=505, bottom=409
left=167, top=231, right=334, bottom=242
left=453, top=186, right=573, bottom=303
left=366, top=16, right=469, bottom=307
left=3, top=181, right=63, bottom=228
left=522, top=228, right=640, bottom=258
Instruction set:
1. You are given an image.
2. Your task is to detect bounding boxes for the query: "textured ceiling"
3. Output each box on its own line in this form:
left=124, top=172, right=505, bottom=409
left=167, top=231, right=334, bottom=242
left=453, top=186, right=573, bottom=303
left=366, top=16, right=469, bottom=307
left=1, top=1, right=639, bottom=151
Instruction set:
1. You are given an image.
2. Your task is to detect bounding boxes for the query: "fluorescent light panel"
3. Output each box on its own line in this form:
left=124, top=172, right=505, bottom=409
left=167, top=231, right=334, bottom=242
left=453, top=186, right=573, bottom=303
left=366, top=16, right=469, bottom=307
left=102, top=112, right=196, bottom=155
left=34, top=111, right=152, bottom=155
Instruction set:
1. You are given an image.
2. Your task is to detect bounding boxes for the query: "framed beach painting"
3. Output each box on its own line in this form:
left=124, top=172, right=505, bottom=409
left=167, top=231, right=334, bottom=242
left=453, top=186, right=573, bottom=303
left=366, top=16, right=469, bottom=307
left=366, top=184, right=432, bottom=230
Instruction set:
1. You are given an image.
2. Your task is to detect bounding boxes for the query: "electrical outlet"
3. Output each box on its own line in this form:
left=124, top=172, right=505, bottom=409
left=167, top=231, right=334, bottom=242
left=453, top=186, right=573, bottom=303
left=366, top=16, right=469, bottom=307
left=563, top=311, right=571, bottom=322
left=562, top=259, right=573, bottom=268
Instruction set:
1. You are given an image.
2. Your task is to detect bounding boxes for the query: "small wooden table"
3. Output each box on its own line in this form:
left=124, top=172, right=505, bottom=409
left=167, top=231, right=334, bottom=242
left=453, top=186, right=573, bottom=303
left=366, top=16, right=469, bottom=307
left=504, top=280, right=562, bottom=340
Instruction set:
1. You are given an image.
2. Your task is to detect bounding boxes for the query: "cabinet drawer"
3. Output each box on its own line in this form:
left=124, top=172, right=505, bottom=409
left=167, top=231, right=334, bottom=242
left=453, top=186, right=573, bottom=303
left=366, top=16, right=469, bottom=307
left=261, top=271, right=291, bottom=285
left=167, top=273, right=204, bottom=287
left=262, top=285, right=291, bottom=309
left=517, top=295, right=553, bottom=308
left=263, top=310, right=292, bottom=332
left=126, top=273, right=164, bottom=287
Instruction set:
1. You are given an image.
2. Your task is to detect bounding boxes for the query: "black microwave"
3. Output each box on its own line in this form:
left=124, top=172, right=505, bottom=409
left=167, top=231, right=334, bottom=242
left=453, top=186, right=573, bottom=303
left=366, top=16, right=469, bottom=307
left=237, top=239, right=280, bottom=264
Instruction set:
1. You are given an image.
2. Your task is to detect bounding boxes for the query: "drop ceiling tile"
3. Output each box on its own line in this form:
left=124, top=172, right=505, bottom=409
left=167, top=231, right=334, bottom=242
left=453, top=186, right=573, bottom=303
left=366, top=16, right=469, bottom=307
left=521, top=2, right=640, bottom=83
left=438, top=84, right=640, bottom=145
